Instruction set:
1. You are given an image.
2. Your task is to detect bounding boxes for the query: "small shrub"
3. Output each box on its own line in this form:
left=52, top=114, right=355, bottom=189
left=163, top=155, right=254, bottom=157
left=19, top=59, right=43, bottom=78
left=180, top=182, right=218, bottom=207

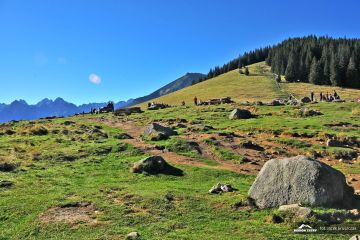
left=29, top=126, right=48, bottom=136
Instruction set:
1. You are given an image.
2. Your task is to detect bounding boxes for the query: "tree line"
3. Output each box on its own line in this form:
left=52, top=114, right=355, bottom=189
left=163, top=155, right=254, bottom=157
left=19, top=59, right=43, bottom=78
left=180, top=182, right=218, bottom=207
left=196, top=36, right=360, bottom=88
left=196, top=47, right=270, bottom=83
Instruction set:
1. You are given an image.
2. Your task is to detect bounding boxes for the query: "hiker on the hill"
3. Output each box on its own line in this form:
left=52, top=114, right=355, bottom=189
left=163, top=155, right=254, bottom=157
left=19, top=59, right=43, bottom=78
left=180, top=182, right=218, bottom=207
left=319, top=92, right=323, bottom=101
left=147, top=102, right=151, bottom=108
left=181, top=101, right=185, bottom=106
left=193, top=96, right=198, bottom=105
left=288, top=94, right=293, bottom=101
left=310, top=91, right=314, bottom=102
left=329, top=94, right=334, bottom=102
left=333, top=90, right=339, bottom=100
left=326, top=92, right=329, bottom=101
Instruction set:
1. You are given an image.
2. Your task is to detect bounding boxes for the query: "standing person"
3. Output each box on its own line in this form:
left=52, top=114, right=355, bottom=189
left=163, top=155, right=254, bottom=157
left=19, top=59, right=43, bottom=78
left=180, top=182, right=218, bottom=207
left=319, top=92, right=323, bottom=101
left=310, top=91, right=314, bottom=102
left=193, top=96, right=198, bottom=105
left=333, top=90, right=338, bottom=99
left=326, top=92, right=329, bottom=101
left=181, top=101, right=185, bottom=106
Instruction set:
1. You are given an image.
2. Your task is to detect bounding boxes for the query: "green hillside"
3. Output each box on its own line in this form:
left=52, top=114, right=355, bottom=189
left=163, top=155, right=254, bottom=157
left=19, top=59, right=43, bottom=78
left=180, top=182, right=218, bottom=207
left=138, top=62, right=360, bottom=108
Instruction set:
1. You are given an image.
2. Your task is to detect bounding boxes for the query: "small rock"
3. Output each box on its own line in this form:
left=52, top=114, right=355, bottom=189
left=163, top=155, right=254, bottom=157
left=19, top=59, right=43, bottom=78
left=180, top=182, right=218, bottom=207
left=131, top=156, right=167, bottom=174
left=301, top=97, right=312, bottom=103
left=326, top=139, right=343, bottom=147
left=126, top=232, right=140, bottom=240
left=278, top=204, right=313, bottom=219
left=299, top=107, right=322, bottom=117
left=209, top=183, right=234, bottom=194
left=131, top=155, right=183, bottom=176
left=271, top=100, right=283, bottom=106
left=229, top=109, right=252, bottom=120
left=240, top=141, right=264, bottom=151
left=143, top=123, right=177, bottom=138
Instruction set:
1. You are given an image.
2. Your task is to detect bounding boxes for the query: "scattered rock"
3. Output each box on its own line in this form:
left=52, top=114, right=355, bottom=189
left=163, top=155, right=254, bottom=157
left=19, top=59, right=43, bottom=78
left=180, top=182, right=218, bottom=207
left=299, top=108, right=322, bottom=117
left=143, top=123, right=177, bottom=140
left=240, top=141, right=264, bottom=151
left=114, top=133, right=133, bottom=139
left=88, top=128, right=108, bottom=139
left=326, top=139, right=343, bottom=147
left=126, top=232, right=141, bottom=240
left=131, top=155, right=183, bottom=176
left=270, top=100, right=284, bottom=106
left=248, top=155, right=355, bottom=209
left=209, top=183, right=235, bottom=194
left=301, top=97, right=312, bottom=103
left=0, top=180, right=14, bottom=188
left=229, top=109, right=252, bottom=120
left=278, top=204, right=313, bottom=219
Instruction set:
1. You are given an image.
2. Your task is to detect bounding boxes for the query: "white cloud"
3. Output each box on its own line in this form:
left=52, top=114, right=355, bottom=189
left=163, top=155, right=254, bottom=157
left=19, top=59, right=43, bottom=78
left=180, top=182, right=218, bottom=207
left=89, top=73, right=101, bottom=84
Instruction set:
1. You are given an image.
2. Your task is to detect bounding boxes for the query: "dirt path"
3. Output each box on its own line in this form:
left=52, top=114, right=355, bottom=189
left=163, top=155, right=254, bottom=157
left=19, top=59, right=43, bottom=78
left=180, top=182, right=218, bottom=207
left=89, top=118, right=260, bottom=174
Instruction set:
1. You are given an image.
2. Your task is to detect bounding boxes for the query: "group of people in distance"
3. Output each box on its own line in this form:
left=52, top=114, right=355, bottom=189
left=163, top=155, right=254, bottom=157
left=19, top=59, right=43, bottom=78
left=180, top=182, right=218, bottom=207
left=312, top=90, right=341, bottom=102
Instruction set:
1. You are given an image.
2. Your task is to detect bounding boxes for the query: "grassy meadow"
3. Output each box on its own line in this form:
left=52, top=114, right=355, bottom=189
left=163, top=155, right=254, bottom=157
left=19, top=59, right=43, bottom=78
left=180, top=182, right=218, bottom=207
left=1, top=62, right=360, bottom=239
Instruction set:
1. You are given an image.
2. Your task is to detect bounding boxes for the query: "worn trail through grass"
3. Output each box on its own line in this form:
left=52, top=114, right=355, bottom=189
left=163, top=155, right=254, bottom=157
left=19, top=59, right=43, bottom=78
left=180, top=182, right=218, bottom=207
left=88, top=118, right=258, bottom=174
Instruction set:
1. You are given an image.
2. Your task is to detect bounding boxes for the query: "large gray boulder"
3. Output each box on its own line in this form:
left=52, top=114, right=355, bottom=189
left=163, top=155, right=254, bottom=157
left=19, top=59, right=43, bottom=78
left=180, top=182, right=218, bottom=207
left=229, top=109, right=252, bottom=120
left=248, top=155, right=354, bottom=209
left=143, top=123, right=177, bottom=138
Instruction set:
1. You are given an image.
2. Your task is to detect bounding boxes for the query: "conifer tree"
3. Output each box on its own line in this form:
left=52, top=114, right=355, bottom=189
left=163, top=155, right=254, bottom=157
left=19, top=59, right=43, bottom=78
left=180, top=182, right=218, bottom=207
left=346, top=56, right=359, bottom=88
left=309, top=57, right=323, bottom=85
left=285, top=51, right=298, bottom=82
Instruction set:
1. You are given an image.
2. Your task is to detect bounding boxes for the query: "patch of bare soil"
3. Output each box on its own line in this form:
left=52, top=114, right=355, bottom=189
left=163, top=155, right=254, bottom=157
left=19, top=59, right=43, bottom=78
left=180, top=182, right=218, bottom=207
left=39, top=202, right=99, bottom=225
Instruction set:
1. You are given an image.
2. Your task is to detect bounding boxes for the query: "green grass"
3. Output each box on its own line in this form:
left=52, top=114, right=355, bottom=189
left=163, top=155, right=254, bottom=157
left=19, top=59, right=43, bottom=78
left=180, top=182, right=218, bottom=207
left=1, top=62, right=359, bottom=239
left=1, top=117, right=353, bottom=239
left=137, top=62, right=286, bottom=108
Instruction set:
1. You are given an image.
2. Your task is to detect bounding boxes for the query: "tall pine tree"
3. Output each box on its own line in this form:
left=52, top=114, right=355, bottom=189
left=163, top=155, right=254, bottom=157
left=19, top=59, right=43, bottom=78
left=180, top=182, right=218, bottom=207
left=309, top=57, right=323, bottom=85
left=330, top=54, right=342, bottom=86
left=346, top=56, right=359, bottom=88
left=285, top=51, right=299, bottom=82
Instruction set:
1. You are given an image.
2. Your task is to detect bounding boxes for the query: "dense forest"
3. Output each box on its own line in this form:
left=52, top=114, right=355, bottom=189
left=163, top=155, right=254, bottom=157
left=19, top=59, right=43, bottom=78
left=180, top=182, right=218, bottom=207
left=200, top=36, right=360, bottom=88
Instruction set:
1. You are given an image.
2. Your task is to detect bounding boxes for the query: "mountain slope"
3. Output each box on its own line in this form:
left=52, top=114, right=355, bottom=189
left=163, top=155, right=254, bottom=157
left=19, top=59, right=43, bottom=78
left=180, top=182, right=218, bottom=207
left=131, top=73, right=205, bottom=105
left=136, top=62, right=360, bottom=108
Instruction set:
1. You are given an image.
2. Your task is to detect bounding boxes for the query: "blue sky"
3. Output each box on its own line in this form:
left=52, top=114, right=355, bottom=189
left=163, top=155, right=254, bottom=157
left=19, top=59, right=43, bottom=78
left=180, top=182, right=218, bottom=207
left=1, top=0, right=359, bottom=105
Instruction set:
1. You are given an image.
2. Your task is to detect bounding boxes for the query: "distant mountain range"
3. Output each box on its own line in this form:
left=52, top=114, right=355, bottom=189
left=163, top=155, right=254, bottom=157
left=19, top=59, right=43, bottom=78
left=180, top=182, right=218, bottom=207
left=130, top=73, right=205, bottom=105
left=0, top=72, right=204, bottom=122
left=0, top=98, right=134, bottom=122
